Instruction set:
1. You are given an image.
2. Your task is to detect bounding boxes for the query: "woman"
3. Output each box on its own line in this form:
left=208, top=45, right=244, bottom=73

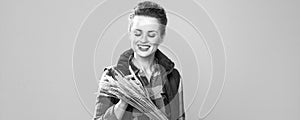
left=93, top=1, right=185, bottom=120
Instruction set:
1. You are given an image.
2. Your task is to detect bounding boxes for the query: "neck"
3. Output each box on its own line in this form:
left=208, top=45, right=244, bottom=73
left=133, top=53, right=155, bottom=70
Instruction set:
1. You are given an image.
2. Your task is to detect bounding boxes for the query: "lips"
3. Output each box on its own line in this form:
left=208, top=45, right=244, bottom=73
left=137, top=44, right=151, bottom=51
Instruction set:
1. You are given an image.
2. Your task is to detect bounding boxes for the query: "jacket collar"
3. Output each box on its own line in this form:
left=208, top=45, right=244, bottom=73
left=115, top=48, right=174, bottom=76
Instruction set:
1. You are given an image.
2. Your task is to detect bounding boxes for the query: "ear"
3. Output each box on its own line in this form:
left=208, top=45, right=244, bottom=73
left=128, top=15, right=134, bottom=32
left=159, top=32, right=165, bottom=43
left=128, top=21, right=133, bottom=32
left=159, top=25, right=166, bottom=42
left=128, top=31, right=133, bottom=41
left=157, top=36, right=164, bottom=45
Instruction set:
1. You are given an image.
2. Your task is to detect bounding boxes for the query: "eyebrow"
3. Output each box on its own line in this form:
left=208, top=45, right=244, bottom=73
left=134, top=29, right=158, bottom=33
left=147, top=30, right=158, bottom=33
left=134, top=29, right=142, bottom=32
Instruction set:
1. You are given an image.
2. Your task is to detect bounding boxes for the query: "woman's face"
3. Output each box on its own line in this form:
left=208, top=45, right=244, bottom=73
left=129, top=16, right=163, bottom=58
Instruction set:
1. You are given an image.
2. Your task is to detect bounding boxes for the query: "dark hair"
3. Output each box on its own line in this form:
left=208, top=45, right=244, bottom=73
left=129, top=1, right=168, bottom=36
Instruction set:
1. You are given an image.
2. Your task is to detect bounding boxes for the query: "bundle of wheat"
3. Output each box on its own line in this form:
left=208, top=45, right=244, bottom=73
left=98, top=68, right=168, bottom=120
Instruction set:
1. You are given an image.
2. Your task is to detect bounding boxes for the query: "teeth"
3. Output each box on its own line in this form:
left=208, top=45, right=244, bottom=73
left=138, top=45, right=150, bottom=48
left=138, top=44, right=150, bottom=51
left=139, top=46, right=149, bottom=49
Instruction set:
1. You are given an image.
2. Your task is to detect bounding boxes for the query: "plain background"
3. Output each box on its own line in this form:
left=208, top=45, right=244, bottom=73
left=1, top=0, right=299, bottom=120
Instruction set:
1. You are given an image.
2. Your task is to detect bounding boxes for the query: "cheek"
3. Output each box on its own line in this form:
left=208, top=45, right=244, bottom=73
left=129, top=34, right=137, bottom=44
left=150, top=38, right=162, bottom=45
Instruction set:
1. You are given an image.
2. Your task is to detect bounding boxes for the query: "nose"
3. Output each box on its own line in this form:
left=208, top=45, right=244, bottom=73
left=140, top=34, right=148, bottom=43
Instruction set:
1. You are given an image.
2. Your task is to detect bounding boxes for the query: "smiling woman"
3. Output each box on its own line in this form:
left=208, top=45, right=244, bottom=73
left=130, top=16, right=162, bottom=59
left=93, top=1, right=185, bottom=120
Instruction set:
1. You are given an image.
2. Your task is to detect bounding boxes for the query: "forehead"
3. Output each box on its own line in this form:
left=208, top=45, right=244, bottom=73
left=131, top=16, right=160, bottom=29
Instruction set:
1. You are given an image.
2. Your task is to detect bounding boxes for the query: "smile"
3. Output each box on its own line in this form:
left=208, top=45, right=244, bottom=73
left=137, top=44, right=151, bottom=51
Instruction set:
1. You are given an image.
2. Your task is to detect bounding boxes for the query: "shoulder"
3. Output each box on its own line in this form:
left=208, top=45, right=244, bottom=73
left=168, top=68, right=181, bottom=79
left=166, top=68, right=181, bottom=92
left=167, top=68, right=181, bottom=83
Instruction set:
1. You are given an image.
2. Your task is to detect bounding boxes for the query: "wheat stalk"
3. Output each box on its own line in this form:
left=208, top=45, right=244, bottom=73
left=98, top=68, right=168, bottom=120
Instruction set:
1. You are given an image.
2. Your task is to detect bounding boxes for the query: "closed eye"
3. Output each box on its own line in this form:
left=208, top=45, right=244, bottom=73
left=134, top=30, right=142, bottom=37
left=148, top=32, right=157, bottom=38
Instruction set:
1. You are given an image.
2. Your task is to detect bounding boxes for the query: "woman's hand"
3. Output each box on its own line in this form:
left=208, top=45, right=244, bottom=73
left=114, top=99, right=128, bottom=119
left=116, top=99, right=128, bottom=109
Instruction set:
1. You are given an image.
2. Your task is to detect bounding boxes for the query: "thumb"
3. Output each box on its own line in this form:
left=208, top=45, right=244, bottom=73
left=124, top=74, right=134, bottom=80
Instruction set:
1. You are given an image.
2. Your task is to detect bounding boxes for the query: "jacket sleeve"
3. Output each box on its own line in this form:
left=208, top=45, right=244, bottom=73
left=168, top=69, right=185, bottom=120
left=176, top=77, right=185, bottom=120
left=93, top=69, right=120, bottom=120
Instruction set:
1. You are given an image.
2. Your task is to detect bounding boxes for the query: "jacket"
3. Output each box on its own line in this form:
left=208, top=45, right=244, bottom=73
left=93, top=48, right=185, bottom=120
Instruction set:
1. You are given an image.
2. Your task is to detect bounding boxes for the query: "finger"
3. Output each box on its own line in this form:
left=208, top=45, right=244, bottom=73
left=124, top=75, right=134, bottom=79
